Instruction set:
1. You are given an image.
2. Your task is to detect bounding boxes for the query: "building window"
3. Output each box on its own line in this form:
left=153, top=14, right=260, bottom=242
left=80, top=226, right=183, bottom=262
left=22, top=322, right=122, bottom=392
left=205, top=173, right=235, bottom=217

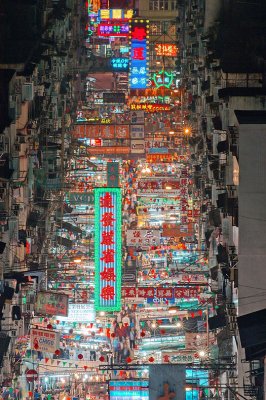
left=150, top=21, right=171, bottom=35
left=149, top=0, right=171, bottom=11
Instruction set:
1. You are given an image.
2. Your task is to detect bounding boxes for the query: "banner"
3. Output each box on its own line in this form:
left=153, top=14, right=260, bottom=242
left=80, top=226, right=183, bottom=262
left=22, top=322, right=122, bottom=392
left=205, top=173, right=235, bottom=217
left=126, top=229, right=161, bottom=246
left=149, top=365, right=185, bottom=400
left=30, top=328, right=59, bottom=353
left=94, top=188, right=122, bottom=311
left=107, top=162, right=119, bottom=187
left=35, top=292, right=69, bottom=317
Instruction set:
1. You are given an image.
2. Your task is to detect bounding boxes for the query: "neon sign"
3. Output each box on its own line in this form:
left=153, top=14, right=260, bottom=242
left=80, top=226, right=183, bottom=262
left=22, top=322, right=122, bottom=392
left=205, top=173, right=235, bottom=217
left=98, top=23, right=129, bottom=37
left=152, top=70, right=174, bottom=88
left=155, top=43, right=178, bottom=57
left=95, top=188, right=122, bottom=311
left=110, top=57, right=129, bottom=71
left=129, top=19, right=149, bottom=89
left=98, top=9, right=133, bottom=20
left=130, top=103, right=171, bottom=112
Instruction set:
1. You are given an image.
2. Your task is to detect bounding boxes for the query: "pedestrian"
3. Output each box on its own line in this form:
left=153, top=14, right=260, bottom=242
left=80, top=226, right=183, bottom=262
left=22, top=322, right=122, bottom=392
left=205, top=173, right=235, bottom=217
left=129, top=328, right=135, bottom=350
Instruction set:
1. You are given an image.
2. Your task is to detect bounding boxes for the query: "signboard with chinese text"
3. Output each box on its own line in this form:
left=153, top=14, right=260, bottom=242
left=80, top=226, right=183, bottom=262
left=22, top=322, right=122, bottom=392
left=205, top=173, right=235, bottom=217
left=35, top=292, right=69, bottom=317
left=122, top=287, right=201, bottom=299
left=126, top=229, right=161, bottom=246
left=99, top=9, right=133, bottom=20
left=107, top=162, right=119, bottom=187
left=109, top=380, right=149, bottom=400
left=129, top=19, right=149, bottom=89
left=130, top=124, right=144, bottom=139
left=155, top=43, right=178, bottom=57
left=131, top=140, right=145, bottom=153
left=130, top=110, right=145, bottom=124
left=73, top=124, right=129, bottom=139
left=98, top=23, right=129, bottom=37
left=95, top=188, right=122, bottom=311
left=88, top=146, right=130, bottom=155
left=30, top=328, right=60, bottom=353
left=162, top=351, right=196, bottom=364
left=56, top=303, right=96, bottom=323
left=130, top=103, right=171, bottom=112
left=110, top=58, right=129, bottom=71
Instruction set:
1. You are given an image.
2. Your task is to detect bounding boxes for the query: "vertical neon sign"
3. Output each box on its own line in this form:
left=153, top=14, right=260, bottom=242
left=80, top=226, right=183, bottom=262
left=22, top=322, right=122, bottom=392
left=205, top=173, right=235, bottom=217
left=95, top=188, right=122, bottom=311
left=129, top=19, right=149, bottom=89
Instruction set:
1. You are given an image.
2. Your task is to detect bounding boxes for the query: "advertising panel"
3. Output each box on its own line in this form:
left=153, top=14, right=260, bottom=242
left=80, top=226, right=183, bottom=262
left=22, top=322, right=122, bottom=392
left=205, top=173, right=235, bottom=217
left=130, top=124, right=144, bottom=139
left=66, top=192, right=94, bottom=205
left=35, top=292, right=69, bottom=317
left=130, top=103, right=171, bottom=112
left=130, top=111, right=145, bottom=124
left=122, top=287, right=200, bottom=299
left=155, top=43, right=178, bottom=56
left=30, top=328, right=60, bottom=353
left=57, top=303, right=95, bottom=323
left=98, top=22, right=129, bottom=37
left=94, top=188, right=122, bottom=311
left=126, top=229, right=161, bottom=246
left=107, top=162, right=120, bottom=187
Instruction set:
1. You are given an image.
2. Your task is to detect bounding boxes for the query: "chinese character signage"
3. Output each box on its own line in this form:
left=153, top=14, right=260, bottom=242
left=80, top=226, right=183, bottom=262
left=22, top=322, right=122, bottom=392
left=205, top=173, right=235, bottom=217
left=57, top=304, right=95, bottom=323
left=98, top=23, right=129, bottom=37
left=126, top=229, right=161, bottom=246
left=107, top=162, right=119, bottom=187
left=130, top=103, right=171, bottom=112
left=73, top=124, right=130, bottom=139
left=155, top=43, right=178, bottom=56
left=95, top=188, right=122, bottom=311
left=30, top=328, right=60, bottom=353
left=109, top=381, right=149, bottom=400
left=129, top=19, right=149, bottom=89
left=122, top=287, right=200, bottom=299
left=110, top=57, right=129, bottom=71
left=98, top=9, right=133, bottom=20
left=103, top=92, right=125, bottom=103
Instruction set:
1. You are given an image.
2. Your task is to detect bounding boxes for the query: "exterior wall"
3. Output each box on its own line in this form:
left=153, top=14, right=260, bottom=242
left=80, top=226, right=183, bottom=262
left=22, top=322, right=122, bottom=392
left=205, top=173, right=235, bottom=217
left=237, top=122, right=266, bottom=316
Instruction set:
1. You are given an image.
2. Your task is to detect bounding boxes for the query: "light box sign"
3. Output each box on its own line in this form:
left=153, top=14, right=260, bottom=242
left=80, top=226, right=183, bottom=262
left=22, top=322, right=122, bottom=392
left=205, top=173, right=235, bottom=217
left=98, top=22, right=129, bottom=36
left=155, top=43, right=178, bottom=56
left=98, top=9, right=133, bottom=20
left=110, top=57, right=129, bottom=71
left=109, top=380, right=149, bottom=400
left=95, top=188, right=122, bottom=311
left=130, top=103, right=171, bottom=112
left=35, top=292, right=69, bottom=317
left=30, top=328, right=60, bottom=353
left=129, top=19, right=149, bottom=89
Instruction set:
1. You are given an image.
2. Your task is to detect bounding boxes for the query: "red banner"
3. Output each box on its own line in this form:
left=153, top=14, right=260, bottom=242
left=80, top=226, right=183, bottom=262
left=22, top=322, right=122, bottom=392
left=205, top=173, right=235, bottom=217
left=73, top=124, right=130, bottom=139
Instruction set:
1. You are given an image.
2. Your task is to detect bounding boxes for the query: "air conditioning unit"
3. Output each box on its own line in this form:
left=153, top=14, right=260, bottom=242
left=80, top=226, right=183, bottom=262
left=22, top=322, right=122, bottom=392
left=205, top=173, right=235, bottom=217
left=22, top=83, right=34, bottom=101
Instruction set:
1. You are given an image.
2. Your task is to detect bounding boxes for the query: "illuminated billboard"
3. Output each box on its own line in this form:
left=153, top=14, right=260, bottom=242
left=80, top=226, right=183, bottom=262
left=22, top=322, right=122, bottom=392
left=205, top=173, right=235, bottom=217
left=98, top=22, right=129, bottom=36
left=95, top=188, right=122, bottom=311
left=109, top=381, right=149, bottom=400
left=129, top=19, right=149, bottom=89
left=155, top=43, right=178, bottom=56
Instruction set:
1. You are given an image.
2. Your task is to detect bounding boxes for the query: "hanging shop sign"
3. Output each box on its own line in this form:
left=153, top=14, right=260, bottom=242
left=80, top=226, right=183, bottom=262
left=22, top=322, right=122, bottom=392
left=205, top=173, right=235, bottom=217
left=30, top=328, right=60, bottom=353
left=66, top=192, right=94, bottom=205
left=130, top=110, right=145, bottom=124
left=162, top=223, right=194, bottom=237
left=146, top=154, right=178, bottom=163
left=136, top=189, right=180, bottom=196
left=130, top=103, right=171, bottom=112
left=152, top=70, right=174, bottom=88
left=103, top=92, right=125, bottom=104
left=110, top=57, right=129, bottom=71
left=109, top=381, right=149, bottom=400
left=88, top=146, right=130, bottom=155
left=130, top=124, right=145, bottom=139
left=155, top=43, right=178, bottom=57
left=57, top=303, right=95, bottom=323
left=94, top=188, right=122, bottom=311
left=137, top=180, right=180, bottom=190
left=98, top=22, right=130, bottom=37
left=35, top=292, right=69, bottom=317
left=107, top=162, right=120, bottom=187
left=122, top=287, right=200, bottom=299
left=131, top=140, right=145, bottom=154
left=73, top=124, right=130, bottom=139
left=98, top=9, right=133, bottom=20
left=129, top=19, right=149, bottom=89
left=126, top=229, right=161, bottom=246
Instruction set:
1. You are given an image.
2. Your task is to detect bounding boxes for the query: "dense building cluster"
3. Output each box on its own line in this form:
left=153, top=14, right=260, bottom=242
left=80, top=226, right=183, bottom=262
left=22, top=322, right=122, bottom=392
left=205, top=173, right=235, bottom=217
left=0, top=0, right=266, bottom=399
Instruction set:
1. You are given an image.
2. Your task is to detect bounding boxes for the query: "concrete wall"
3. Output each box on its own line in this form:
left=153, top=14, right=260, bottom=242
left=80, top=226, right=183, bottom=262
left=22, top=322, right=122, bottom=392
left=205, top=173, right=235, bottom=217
left=237, top=121, right=266, bottom=316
